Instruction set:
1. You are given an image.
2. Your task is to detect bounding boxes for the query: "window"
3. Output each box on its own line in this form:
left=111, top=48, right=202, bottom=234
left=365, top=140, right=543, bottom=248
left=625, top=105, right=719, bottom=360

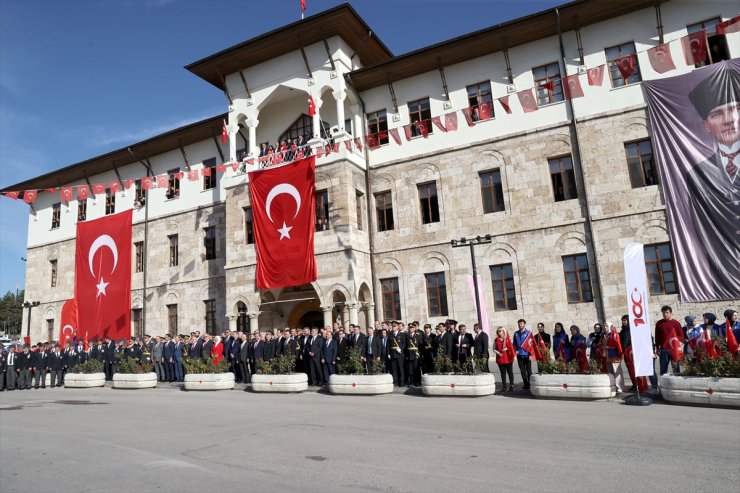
left=408, top=98, right=433, bottom=137
left=490, top=263, right=516, bottom=311
left=243, top=207, right=254, bottom=244
left=204, top=299, right=216, bottom=335
left=77, top=199, right=87, bottom=222
left=532, top=62, right=564, bottom=105
left=50, top=260, right=58, bottom=288
left=375, top=191, right=394, bottom=232
left=356, top=191, right=364, bottom=231
left=236, top=148, right=248, bottom=162
left=280, top=114, right=331, bottom=143
left=418, top=182, right=440, bottom=224
left=466, top=81, right=494, bottom=121
left=236, top=301, right=248, bottom=333
left=204, top=227, right=217, bottom=260
left=425, top=272, right=448, bottom=317
left=381, top=277, right=402, bottom=321
left=51, top=203, right=61, bottom=229
left=315, top=189, right=330, bottom=231
left=645, top=243, right=678, bottom=295
left=480, top=170, right=505, bottom=213
left=168, top=234, right=179, bottom=267
left=167, top=168, right=180, bottom=199
left=135, top=241, right=144, bottom=273
left=366, top=109, right=389, bottom=145
left=549, top=156, right=578, bottom=202
left=625, top=139, right=658, bottom=188
left=132, top=308, right=142, bottom=338
left=46, top=319, right=54, bottom=343
left=167, top=304, right=177, bottom=334
left=202, top=158, right=217, bottom=190
left=105, top=189, right=115, bottom=215
left=135, top=179, right=146, bottom=207
left=605, top=42, right=641, bottom=87
left=562, top=254, right=593, bottom=303
left=687, top=18, right=730, bottom=67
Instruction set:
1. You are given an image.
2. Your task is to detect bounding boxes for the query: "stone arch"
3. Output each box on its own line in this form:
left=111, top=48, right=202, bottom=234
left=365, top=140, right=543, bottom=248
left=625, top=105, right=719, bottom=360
left=378, top=257, right=403, bottom=276
left=473, top=149, right=506, bottom=172
left=230, top=295, right=251, bottom=315
left=257, top=83, right=310, bottom=111
left=549, top=135, right=572, bottom=155
left=635, top=218, right=669, bottom=244
left=481, top=241, right=516, bottom=260
left=422, top=251, right=450, bottom=271
left=43, top=305, right=56, bottom=321
left=326, top=283, right=352, bottom=306
left=286, top=299, right=322, bottom=329
left=131, top=296, right=143, bottom=310
left=413, top=162, right=442, bottom=185
left=315, top=171, right=331, bottom=190
left=358, top=282, right=372, bottom=302
left=625, top=116, right=649, bottom=132
left=554, top=230, right=588, bottom=256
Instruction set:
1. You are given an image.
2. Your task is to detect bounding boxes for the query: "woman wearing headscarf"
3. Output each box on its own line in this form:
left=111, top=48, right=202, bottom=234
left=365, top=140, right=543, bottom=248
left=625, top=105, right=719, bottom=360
left=683, top=316, right=702, bottom=361
left=569, top=325, right=589, bottom=373
left=552, top=322, right=570, bottom=361
left=724, top=309, right=740, bottom=357
left=605, top=322, right=624, bottom=393
left=493, top=327, right=515, bottom=392
left=211, top=336, right=224, bottom=365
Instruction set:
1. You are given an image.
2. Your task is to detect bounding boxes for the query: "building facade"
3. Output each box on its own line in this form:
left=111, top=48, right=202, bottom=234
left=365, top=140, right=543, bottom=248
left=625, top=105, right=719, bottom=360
left=8, top=0, right=739, bottom=343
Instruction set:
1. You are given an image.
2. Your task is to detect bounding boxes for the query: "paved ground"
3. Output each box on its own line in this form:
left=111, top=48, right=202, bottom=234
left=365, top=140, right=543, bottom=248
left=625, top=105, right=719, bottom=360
left=1, top=385, right=738, bottom=493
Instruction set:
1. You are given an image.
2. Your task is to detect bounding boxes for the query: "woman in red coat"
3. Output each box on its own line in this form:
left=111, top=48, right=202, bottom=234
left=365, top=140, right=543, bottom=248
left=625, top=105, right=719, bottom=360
left=211, top=336, right=224, bottom=365
left=493, top=327, right=515, bottom=392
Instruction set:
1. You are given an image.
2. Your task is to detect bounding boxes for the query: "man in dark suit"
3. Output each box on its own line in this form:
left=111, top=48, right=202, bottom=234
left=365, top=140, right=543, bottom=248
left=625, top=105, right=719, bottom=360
left=103, top=336, right=116, bottom=380
left=0, top=344, right=7, bottom=391
left=223, top=330, right=234, bottom=360
left=438, top=325, right=453, bottom=363
left=229, top=333, right=242, bottom=381
left=15, top=345, right=33, bottom=390
left=76, top=341, right=88, bottom=364
left=47, top=344, right=65, bottom=387
left=336, top=330, right=349, bottom=367
left=389, top=323, right=406, bottom=386
left=201, top=334, right=214, bottom=361
left=263, top=332, right=277, bottom=362
left=362, top=327, right=381, bottom=374
left=454, top=325, right=474, bottom=365
left=686, top=71, right=740, bottom=298
left=406, top=324, right=423, bottom=386
left=173, top=335, right=184, bottom=382
left=282, top=329, right=299, bottom=359
left=239, top=333, right=250, bottom=383
left=189, top=332, right=203, bottom=359
left=62, top=342, right=78, bottom=384
left=421, top=324, right=437, bottom=373
left=473, top=324, right=490, bottom=363
left=32, top=344, right=48, bottom=389
left=308, top=328, right=323, bottom=386
left=321, top=331, right=337, bottom=384
left=249, top=333, right=264, bottom=376
left=162, top=334, right=175, bottom=382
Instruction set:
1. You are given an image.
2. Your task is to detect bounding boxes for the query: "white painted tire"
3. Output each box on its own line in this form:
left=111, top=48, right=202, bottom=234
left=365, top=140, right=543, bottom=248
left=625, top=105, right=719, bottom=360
left=251, top=373, right=308, bottom=392
left=421, top=373, right=495, bottom=397
left=530, top=373, right=616, bottom=399
left=659, top=375, right=740, bottom=408
left=183, top=373, right=235, bottom=390
left=113, top=372, right=158, bottom=389
left=64, top=373, right=106, bottom=388
left=329, top=374, right=394, bottom=395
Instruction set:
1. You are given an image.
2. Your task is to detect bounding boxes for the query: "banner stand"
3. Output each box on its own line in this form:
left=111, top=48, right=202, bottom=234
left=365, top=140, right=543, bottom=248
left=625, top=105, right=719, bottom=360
left=625, top=389, right=652, bottom=406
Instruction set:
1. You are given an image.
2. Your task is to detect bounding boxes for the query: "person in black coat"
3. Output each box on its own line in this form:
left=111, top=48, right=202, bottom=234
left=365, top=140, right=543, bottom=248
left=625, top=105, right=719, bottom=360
left=336, top=331, right=350, bottom=367
left=249, top=333, right=264, bottom=376
left=535, top=323, right=551, bottom=351
left=62, top=342, right=79, bottom=384
left=438, top=326, right=453, bottom=362
left=473, top=325, right=490, bottom=361
left=0, top=344, right=7, bottom=391
left=321, top=331, right=338, bottom=384
left=103, top=337, right=116, bottom=380
left=263, top=332, right=277, bottom=362
left=421, top=324, right=437, bottom=374
left=15, top=345, right=33, bottom=389
left=389, top=324, right=406, bottom=386
left=201, top=334, right=214, bottom=361
left=47, top=345, right=65, bottom=387
left=162, top=335, right=175, bottom=382
left=308, top=328, right=323, bottom=386
left=189, top=332, right=203, bottom=359
left=238, top=333, right=250, bottom=383
left=32, top=345, right=48, bottom=389
left=406, top=325, right=424, bottom=386
left=363, top=327, right=382, bottom=374
left=229, top=334, right=242, bottom=381
left=453, top=325, right=474, bottom=365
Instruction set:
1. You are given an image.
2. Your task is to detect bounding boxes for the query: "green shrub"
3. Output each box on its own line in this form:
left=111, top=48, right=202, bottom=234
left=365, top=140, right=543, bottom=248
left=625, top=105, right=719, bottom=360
left=432, top=347, right=486, bottom=374
left=115, top=353, right=153, bottom=374
left=182, top=355, right=229, bottom=374
left=256, top=355, right=297, bottom=375
left=338, top=347, right=364, bottom=375
left=70, top=359, right=104, bottom=374
left=537, top=348, right=605, bottom=375
left=682, top=339, right=740, bottom=378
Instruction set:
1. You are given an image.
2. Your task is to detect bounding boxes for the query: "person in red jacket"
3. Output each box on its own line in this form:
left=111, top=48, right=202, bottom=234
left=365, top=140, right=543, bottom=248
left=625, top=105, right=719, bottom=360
left=493, top=327, right=515, bottom=392
left=211, top=336, right=224, bottom=366
left=655, top=305, right=683, bottom=375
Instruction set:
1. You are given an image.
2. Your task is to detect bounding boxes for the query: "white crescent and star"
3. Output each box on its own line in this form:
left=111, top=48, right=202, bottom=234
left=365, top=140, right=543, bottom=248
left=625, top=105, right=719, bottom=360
left=264, top=183, right=302, bottom=240
left=88, top=234, right=119, bottom=297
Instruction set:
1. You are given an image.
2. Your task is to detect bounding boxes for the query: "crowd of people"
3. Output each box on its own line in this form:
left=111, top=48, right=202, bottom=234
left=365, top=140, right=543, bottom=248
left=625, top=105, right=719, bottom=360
left=1, top=307, right=737, bottom=393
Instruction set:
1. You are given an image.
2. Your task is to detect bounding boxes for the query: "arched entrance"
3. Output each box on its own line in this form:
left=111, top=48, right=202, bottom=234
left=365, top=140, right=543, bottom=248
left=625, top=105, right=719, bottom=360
left=287, top=299, right=322, bottom=329
left=236, top=301, right=248, bottom=333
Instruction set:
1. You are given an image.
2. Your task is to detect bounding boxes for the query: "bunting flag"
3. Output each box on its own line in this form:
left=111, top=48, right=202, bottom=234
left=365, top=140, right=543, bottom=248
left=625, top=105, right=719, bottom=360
left=156, top=174, right=168, bottom=188
left=378, top=130, right=389, bottom=144
left=615, top=54, right=636, bottom=80
left=562, top=74, right=584, bottom=99
left=316, top=146, right=324, bottom=157
left=333, top=142, right=340, bottom=153
left=587, top=64, right=605, bottom=86
left=444, top=111, right=458, bottom=131
left=387, top=128, right=401, bottom=145
left=141, top=176, right=154, bottom=190
left=109, top=181, right=121, bottom=194
left=23, top=190, right=37, bottom=204
left=221, top=120, right=228, bottom=144
left=461, top=107, right=475, bottom=126
left=479, top=100, right=493, bottom=120
left=187, top=170, right=199, bottom=181
left=681, top=31, right=707, bottom=65
left=60, top=186, right=73, bottom=202
left=93, top=183, right=106, bottom=196
left=497, top=96, right=511, bottom=114
left=125, top=179, right=136, bottom=190
left=541, top=80, right=555, bottom=92
left=77, top=185, right=90, bottom=200
left=230, top=162, right=239, bottom=172
left=431, top=115, right=446, bottom=133
left=3, top=191, right=19, bottom=199
left=354, top=137, right=363, bottom=150
left=301, top=0, right=306, bottom=13
left=402, top=124, right=413, bottom=141
left=517, top=88, right=538, bottom=113
left=175, top=171, right=185, bottom=180
left=202, top=166, right=212, bottom=177
left=716, top=15, right=740, bottom=34
left=45, top=187, right=57, bottom=193
left=647, top=43, right=676, bottom=74
left=216, top=164, right=226, bottom=173
left=344, top=140, right=352, bottom=151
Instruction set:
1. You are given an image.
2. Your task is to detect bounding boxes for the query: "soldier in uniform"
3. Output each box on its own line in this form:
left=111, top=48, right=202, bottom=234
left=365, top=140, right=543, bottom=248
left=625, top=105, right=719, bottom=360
left=421, top=324, right=436, bottom=374
left=16, top=345, right=33, bottom=390
left=62, top=342, right=78, bottom=384
left=142, top=334, right=154, bottom=364
left=389, top=322, right=406, bottom=386
left=406, top=323, right=423, bottom=386
left=47, top=344, right=65, bottom=387
left=32, top=343, right=49, bottom=389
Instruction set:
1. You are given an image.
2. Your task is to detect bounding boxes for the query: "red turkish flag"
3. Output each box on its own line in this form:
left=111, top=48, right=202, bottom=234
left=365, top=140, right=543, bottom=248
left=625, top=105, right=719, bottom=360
left=4, top=191, right=19, bottom=200
left=388, top=128, right=402, bottom=145
left=415, top=121, right=429, bottom=138
left=444, top=111, right=458, bottom=131
left=156, top=174, right=168, bottom=189
left=498, top=96, right=511, bottom=114
left=344, top=140, right=352, bottom=151
left=615, top=54, right=636, bottom=80
left=45, top=187, right=57, bottom=194
left=77, top=185, right=90, bottom=201
left=124, top=179, right=136, bottom=190
left=188, top=170, right=199, bottom=181
left=249, top=156, right=317, bottom=289
left=109, top=181, right=121, bottom=195
left=175, top=171, right=185, bottom=180
left=562, top=74, right=584, bottom=99
left=461, top=107, right=475, bottom=126
left=221, top=120, right=228, bottom=144
left=366, top=134, right=379, bottom=149
left=726, top=320, right=739, bottom=356
left=587, top=65, right=605, bottom=86
left=520, top=332, right=542, bottom=361
left=717, top=16, right=740, bottom=35
left=307, top=96, right=316, bottom=117
left=59, top=298, right=78, bottom=349
left=202, top=166, right=212, bottom=177
left=354, top=137, right=363, bottom=150
left=93, top=183, right=106, bottom=196
left=662, top=333, right=684, bottom=362
left=230, top=163, right=239, bottom=172
left=60, top=187, right=73, bottom=202
left=402, top=124, right=413, bottom=141
left=517, top=89, right=538, bottom=113
left=479, top=101, right=492, bottom=120
left=431, top=116, right=446, bottom=133
left=647, top=43, right=676, bottom=74
left=23, top=190, right=37, bottom=204
left=541, top=80, right=555, bottom=92
left=216, top=164, right=227, bottom=173
left=75, top=210, right=132, bottom=341
left=301, top=0, right=306, bottom=13
left=573, top=340, right=589, bottom=373
left=141, top=176, right=154, bottom=190
left=682, top=31, right=707, bottom=65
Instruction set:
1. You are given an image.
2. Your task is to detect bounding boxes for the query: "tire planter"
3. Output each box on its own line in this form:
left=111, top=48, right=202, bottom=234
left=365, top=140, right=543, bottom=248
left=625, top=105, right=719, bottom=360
left=329, top=374, right=393, bottom=395
left=112, top=372, right=158, bottom=389
left=64, top=373, right=106, bottom=388
left=421, top=373, right=495, bottom=397
left=251, top=373, right=308, bottom=393
left=530, top=374, right=616, bottom=400
left=183, top=373, right=235, bottom=391
left=659, top=375, right=740, bottom=408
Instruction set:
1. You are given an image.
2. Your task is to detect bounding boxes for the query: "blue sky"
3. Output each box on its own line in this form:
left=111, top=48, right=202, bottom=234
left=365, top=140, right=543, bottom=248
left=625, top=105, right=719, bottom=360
left=0, top=0, right=562, bottom=295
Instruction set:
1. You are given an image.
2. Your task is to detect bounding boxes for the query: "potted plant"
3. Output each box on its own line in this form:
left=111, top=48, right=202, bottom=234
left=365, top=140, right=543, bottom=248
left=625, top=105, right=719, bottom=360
left=421, top=348, right=495, bottom=397
left=182, top=355, right=234, bottom=390
left=329, top=348, right=393, bottom=395
left=65, top=359, right=106, bottom=388
left=251, top=355, right=308, bottom=393
left=530, top=351, right=616, bottom=399
left=660, top=340, right=740, bottom=408
left=112, top=354, right=157, bottom=389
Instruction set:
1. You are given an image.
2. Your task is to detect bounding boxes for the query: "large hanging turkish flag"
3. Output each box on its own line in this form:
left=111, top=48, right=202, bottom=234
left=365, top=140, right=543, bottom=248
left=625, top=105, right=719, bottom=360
left=75, top=210, right=132, bottom=341
left=249, top=156, right=317, bottom=289
left=58, top=298, right=78, bottom=348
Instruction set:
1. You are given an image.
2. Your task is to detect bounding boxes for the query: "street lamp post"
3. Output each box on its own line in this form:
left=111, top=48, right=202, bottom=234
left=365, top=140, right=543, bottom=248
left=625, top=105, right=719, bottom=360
left=23, top=300, right=40, bottom=340
left=451, top=235, right=492, bottom=331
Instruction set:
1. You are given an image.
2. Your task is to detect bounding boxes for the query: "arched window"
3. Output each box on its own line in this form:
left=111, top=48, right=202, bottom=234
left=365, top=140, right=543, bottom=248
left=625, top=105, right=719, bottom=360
left=279, top=114, right=331, bottom=143
left=236, top=301, right=248, bottom=333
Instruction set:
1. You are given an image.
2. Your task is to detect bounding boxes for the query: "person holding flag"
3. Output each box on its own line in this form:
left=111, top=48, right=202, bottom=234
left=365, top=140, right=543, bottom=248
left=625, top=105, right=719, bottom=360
left=569, top=325, right=589, bottom=373
left=513, top=319, right=537, bottom=389
left=724, top=310, right=740, bottom=357
left=552, top=322, right=570, bottom=361
left=493, top=327, right=515, bottom=392
left=605, top=322, right=625, bottom=393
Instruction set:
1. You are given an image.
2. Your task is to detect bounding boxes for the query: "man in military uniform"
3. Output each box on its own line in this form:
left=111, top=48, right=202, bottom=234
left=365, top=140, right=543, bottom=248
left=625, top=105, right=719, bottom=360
left=389, top=322, right=406, bottom=386
left=421, top=324, right=436, bottom=374
left=406, top=323, right=423, bottom=386
left=142, top=334, right=154, bottom=364
left=16, top=345, right=33, bottom=390
left=32, top=343, right=49, bottom=389
left=48, top=344, right=65, bottom=387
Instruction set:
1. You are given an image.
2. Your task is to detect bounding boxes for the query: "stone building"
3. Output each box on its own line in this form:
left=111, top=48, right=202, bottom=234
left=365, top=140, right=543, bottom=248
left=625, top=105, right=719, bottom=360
left=6, top=0, right=739, bottom=343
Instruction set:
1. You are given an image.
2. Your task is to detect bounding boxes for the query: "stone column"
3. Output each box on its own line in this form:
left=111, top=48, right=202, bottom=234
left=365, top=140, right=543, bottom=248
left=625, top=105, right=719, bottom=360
left=333, top=89, right=346, bottom=137
left=228, top=124, right=238, bottom=162
left=350, top=104, right=362, bottom=140
left=341, top=305, right=350, bottom=330
left=248, top=313, right=260, bottom=334
left=321, top=305, right=333, bottom=329
left=347, top=302, right=359, bottom=327
left=227, top=315, right=237, bottom=332
left=365, top=303, right=376, bottom=331
left=247, top=118, right=259, bottom=158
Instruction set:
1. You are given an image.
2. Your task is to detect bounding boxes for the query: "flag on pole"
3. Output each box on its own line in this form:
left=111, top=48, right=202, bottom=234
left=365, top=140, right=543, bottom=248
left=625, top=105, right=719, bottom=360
left=221, top=120, right=229, bottom=144
left=307, top=96, right=316, bottom=117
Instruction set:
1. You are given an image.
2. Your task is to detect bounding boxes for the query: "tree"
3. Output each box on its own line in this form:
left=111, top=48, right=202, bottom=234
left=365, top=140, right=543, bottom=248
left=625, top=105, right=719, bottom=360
left=0, top=289, right=24, bottom=337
